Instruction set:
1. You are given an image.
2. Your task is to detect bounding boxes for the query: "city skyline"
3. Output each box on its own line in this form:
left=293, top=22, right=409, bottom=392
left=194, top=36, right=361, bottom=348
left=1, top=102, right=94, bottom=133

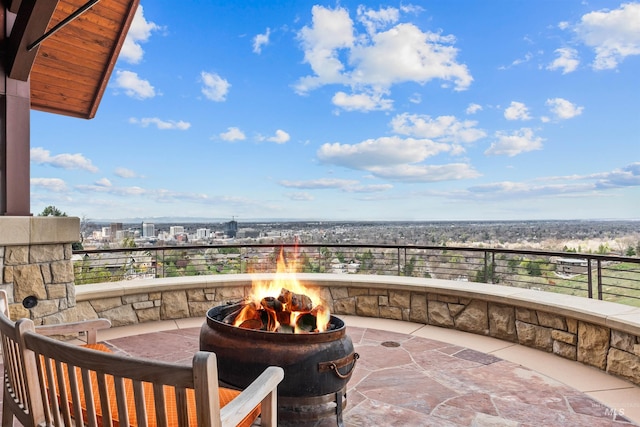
left=30, top=1, right=640, bottom=221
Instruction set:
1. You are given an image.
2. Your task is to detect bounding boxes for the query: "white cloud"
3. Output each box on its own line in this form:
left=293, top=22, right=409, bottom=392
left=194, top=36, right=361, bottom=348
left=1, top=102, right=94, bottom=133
left=391, top=113, right=486, bottom=144
left=120, top=5, right=160, bottom=64
left=356, top=5, right=399, bottom=34
left=279, top=178, right=393, bottom=193
left=365, top=163, right=480, bottom=182
left=318, top=136, right=450, bottom=170
left=220, top=127, right=246, bottom=142
left=296, top=5, right=354, bottom=91
left=95, top=178, right=112, bottom=187
left=547, top=48, right=580, bottom=74
left=332, top=91, right=393, bottom=111
left=349, top=23, right=472, bottom=90
left=31, top=147, right=98, bottom=172
left=485, top=128, right=544, bottom=157
left=466, top=103, right=482, bottom=114
left=279, top=178, right=360, bottom=189
left=30, top=178, right=67, bottom=192
left=575, top=3, right=640, bottom=70
left=253, top=28, right=271, bottom=53
left=507, top=52, right=533, bottom=68
left=347, top=183, right=394, bottom=193
left=545, top=98, right=584, bottom=120
left=465, top=162, right=640, bottom=199
left=504, top=101, right=531, bottom=121
left=285, top=192, right=315, bottom=201
left=201, top=71, right=231, bottom=101
left=295, top=5, right=472, bottom=111
left=409, top=93, right=422, bottom=104
left=591, top=162, right=640, bottom=188
left=267, top=129, right=290, bottom=144
left=115, top=70, right=155, bottom=99
left=129, top=117, right=191, bottom=130
left=75, top=184, right=147, bottom=197
left=114, top=167, right=139, bottom=178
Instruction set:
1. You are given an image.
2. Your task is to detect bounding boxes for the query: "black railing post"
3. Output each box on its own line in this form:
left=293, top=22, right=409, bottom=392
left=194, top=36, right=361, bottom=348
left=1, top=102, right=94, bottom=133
left=490, top=251, right=495, bottom=284
left=404, top=247, right=407, bottom=276
left=587, top=258, right=593, bottom=299
left=161, top=248, right=165, bottom=278
left=398, top=247, right=401, bottom=276
left=483, top=251, right=488, bottom=283
left=597, top=259, right=603, bottom=300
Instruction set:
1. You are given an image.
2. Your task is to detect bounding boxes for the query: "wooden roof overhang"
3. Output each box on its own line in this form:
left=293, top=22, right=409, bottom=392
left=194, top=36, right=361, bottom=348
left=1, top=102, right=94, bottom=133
left=6, top=0, right=140, bottom=119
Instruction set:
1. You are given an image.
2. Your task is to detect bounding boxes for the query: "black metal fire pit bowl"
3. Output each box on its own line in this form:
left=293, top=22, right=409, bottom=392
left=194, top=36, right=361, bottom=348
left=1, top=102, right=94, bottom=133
left=200, top=304, right=358, bottom=426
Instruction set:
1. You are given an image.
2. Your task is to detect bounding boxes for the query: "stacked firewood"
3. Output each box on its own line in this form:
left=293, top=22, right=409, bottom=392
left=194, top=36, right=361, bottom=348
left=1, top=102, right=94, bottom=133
left=222, top=288, right=326, bottom=333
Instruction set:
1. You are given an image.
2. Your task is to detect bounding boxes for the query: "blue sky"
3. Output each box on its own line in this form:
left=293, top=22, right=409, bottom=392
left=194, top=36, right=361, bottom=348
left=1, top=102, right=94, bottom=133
left=30, top=1, right=640, bottom=221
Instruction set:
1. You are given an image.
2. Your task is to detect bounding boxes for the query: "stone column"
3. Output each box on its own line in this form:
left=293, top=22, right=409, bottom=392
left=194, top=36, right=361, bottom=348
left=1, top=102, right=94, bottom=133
left=0, top=216, right=80, bottom=324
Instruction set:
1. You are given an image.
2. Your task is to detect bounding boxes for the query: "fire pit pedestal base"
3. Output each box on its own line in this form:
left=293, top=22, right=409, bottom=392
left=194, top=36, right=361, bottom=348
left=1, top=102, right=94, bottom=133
left=279, top=387, right=347, bottom=427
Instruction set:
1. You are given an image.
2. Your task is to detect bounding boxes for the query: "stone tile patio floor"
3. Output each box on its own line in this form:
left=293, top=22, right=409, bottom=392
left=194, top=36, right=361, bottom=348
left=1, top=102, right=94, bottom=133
left=2, top=315, right=639, bottom=426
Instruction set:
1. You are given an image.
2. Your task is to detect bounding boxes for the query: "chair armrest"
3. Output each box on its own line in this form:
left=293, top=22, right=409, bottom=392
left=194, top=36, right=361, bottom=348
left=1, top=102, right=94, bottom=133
left=220, top=366, right=284, bottom=427
left=35, top=318, right=112, bottom=344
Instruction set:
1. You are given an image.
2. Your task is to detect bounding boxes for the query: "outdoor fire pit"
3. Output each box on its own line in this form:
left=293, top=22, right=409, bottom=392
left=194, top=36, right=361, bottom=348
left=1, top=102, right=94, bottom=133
left=200, top=250, right=358, bottom=426
left=200, top=302, right=357, bottom=426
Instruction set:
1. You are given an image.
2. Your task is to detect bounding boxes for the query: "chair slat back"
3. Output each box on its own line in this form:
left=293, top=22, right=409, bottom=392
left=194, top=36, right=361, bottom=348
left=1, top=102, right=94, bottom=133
left=20, top=318, right=219, bottom=427
left=0, top=290, right=45, bottom=427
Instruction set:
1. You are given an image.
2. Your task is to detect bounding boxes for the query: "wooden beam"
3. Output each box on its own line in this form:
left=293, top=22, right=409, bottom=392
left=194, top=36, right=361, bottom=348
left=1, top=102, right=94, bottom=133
left=6, top=0, right=59, bottom=81
left=88, top=0, right=139, bottom=119
left=5, top=0, right=23, bottom=14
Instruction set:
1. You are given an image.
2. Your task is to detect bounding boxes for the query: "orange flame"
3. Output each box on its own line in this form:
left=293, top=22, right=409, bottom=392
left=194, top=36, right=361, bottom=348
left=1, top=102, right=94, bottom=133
left=236, top=247, right=330, bottom=332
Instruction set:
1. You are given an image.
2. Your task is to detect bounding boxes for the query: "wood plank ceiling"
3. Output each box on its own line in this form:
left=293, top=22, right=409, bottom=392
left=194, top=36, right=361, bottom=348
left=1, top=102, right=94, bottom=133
left=23, top=0, right=139, bottom=119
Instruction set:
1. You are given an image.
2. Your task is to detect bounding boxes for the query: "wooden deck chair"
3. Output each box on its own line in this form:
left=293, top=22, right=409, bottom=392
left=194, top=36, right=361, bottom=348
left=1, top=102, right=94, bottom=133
left=19, top=317, right=283, bottom=427
left=0, top=290, right=111, bottom=427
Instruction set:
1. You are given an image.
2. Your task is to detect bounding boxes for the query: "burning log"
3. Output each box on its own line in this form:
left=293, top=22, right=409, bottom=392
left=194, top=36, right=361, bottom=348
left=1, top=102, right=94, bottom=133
left=233, top=287, right=328, bottom=333
left=219, top=301, right=245, bottom=324
left=295, top=313, right=317, bottom=333
left=278, top=288, right=313, bottom=312
left=238, top=319, right=263, bottom=330
left=260, top=296, right=283, bottom=312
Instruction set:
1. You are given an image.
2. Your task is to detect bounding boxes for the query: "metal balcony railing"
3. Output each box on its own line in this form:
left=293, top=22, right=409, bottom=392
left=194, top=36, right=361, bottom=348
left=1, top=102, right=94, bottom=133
left=73, top=244, right=640, bottom=307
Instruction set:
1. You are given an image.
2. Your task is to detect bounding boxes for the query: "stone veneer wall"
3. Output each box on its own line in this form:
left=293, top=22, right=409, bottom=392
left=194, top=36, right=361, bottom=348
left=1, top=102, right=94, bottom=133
left=74, top=274, right=640, bottom=387
left=0, top=217, right=81, bottom=324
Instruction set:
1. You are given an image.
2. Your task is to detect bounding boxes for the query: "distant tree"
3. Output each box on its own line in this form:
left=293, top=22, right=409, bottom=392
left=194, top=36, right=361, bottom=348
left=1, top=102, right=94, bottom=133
left=507, top=257, right=520, bottom=273
left=525, top=260, right=542, bottom=276
left=39, top=205, right=67, bottom=217
left=596, top=243, right=610, bottom=255
left=121, top=237, right=137, bottom=248
left=75, top=214, right=92, bottom=250
left=475, top=262, right=497, bottom=283
left=357, top=250, right=374, bottom=271
left=625, top=246, right=637, bottom=257
left=403, top=256, right=417, bottom=276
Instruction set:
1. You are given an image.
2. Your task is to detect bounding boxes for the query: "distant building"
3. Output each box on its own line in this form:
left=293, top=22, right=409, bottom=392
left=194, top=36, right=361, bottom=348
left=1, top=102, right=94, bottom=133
left=225, top=220, right=238, bottom=238
left=169, top=226, right=185, bottom=236
left=110, top=223, right=123, bottom=242
left=142, top=223, right=155, bottom=238
left=197, top=228, right=210, bottom=239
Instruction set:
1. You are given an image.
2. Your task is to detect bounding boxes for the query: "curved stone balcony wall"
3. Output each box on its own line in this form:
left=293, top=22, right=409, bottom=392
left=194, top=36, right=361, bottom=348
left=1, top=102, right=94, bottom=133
left=75, top=273, right=640, bottom=387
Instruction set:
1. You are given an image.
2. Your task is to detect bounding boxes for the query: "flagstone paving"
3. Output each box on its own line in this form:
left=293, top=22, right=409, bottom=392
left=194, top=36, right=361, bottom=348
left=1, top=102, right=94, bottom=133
left=103, top=326, right=637, bottom=427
